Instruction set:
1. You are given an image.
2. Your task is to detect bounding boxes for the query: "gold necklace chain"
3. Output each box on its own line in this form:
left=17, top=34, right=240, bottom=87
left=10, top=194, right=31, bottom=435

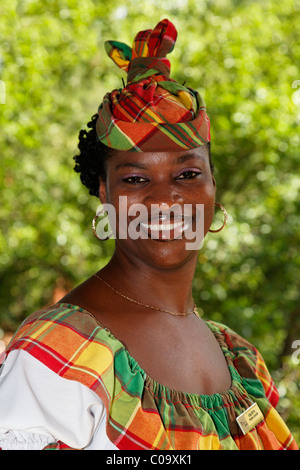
left=93, top=273, right=198, bottom=317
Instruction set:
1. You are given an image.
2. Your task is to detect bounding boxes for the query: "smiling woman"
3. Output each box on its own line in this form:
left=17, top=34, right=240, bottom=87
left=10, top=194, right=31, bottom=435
left=0, top=19, right=298, bottom=451
left=98, top=146, right=215, bottom=250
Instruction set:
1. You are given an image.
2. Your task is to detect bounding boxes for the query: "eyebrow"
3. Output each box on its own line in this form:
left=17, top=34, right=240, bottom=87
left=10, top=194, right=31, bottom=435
left=175, top=153, right=205, bottom=164
left=114, top=152, right=205, bottom=171
left=114, top=161, right=148, bottom=171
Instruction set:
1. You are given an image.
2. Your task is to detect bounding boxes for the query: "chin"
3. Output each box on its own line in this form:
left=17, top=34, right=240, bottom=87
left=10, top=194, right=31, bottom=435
left=119, top=236, right=200, bottom=271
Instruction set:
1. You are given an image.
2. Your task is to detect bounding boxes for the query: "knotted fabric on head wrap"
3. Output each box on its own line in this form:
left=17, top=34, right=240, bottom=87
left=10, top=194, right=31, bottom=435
left=96, top=19, right=210, bottom=152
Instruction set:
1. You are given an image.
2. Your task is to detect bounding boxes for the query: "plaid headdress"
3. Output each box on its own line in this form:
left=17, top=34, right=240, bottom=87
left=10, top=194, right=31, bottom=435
left=96, top=19, right=210, bottom=152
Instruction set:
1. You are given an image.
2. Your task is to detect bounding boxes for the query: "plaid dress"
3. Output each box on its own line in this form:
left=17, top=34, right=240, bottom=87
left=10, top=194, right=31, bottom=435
left=1, top=303, right=298, bottom=450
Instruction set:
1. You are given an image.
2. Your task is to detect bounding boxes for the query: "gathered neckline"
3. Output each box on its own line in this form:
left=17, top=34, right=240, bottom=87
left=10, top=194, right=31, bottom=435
left=53, top=302, right=246, bottom=404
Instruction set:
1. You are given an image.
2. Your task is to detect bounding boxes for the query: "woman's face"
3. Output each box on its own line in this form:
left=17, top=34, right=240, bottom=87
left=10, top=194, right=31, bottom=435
left=98, top=146, right=216, bottom=270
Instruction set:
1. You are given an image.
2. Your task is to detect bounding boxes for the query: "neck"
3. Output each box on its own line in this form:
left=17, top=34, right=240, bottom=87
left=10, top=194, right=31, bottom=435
left=100, top=246, right=198, bottom=314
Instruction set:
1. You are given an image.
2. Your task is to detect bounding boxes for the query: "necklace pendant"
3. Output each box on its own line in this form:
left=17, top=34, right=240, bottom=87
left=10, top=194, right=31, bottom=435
left=236, top=402, right=264, bottom=435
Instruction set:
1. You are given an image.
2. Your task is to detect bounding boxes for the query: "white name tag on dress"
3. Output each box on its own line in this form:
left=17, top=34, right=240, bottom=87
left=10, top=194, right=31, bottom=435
left=236, top=402, right=264, bottom=435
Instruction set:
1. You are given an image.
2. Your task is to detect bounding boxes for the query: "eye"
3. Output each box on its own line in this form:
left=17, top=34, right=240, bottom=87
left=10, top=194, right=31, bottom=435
left=176, top=170, right=201, bottom=180
left=123, top=175, right=148, bottom=185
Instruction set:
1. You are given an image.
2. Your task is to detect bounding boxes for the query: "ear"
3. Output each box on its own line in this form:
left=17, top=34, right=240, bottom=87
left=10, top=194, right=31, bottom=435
left=211, top=175, right=216, bottom=189
left=98, top=177, right=108, bottom=205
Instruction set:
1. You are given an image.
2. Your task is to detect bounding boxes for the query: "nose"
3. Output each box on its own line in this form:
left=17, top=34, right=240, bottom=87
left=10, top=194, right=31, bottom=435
left=143, top=182, right=184, bottom=208
left=142, top=185, right=185, bottom=223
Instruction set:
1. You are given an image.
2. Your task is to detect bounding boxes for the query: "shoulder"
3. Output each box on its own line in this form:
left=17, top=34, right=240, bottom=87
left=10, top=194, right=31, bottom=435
left=207, top=320, right=260, bottom=360
left=1, top=303, right=133, bottom=432
left=7, top=303, right=102, bottom=348
left=207, top=320, right=279, bottom=407
left=207, top=320, right=263, bottom=378
left=5, top=303, right=123, bottom=387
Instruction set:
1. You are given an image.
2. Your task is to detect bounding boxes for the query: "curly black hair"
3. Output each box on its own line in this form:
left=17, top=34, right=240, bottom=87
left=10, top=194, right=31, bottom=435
left=73, top=114, right=110, bottom=197
left=73, top=114, right=213, bottom=198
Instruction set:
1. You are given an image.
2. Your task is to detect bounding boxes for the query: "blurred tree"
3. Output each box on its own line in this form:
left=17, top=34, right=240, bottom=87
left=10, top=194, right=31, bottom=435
left=0, top=0, right=299, bottom=442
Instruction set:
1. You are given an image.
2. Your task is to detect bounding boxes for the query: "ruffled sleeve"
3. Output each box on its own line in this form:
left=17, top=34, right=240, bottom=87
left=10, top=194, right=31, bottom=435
left=0, top=430, right=54, bottom=450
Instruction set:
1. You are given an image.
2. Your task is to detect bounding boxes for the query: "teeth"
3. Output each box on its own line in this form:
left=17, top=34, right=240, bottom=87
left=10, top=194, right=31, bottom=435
left=140, top=221, right=185, bottom=231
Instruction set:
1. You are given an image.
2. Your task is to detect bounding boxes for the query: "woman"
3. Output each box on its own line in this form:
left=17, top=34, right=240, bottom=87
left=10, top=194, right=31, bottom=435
left=0, top=19, right=297, bottom=450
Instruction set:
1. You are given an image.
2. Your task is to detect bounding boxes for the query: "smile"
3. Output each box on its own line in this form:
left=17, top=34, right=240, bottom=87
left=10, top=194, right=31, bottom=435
left=140, top=220, right=186, bottom=231
left=138, top=217, right=193, bottom=241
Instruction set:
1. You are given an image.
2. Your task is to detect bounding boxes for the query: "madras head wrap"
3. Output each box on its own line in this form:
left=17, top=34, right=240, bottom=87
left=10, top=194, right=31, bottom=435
left=96, top=19, right=210, bottom=152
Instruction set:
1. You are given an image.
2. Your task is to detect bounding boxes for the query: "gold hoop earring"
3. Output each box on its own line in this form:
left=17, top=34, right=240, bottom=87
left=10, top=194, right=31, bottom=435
left=209, top=202, right=228, bottom=233
left=92, top=208, right=114, bottom=241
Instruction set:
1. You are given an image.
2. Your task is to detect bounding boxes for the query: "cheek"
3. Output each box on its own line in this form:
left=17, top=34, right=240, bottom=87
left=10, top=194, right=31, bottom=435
left=107, top=192, right=140, bottom=239
left=198, top=184, right=216, bottom=232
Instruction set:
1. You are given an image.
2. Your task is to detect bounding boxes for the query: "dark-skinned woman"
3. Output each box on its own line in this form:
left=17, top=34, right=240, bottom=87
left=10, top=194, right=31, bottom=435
left=0, top=19, right=297, bottom=450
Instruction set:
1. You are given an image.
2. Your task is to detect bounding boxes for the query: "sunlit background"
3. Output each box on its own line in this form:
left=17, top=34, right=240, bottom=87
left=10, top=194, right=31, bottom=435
left=1, top=0, right=299, bottom=441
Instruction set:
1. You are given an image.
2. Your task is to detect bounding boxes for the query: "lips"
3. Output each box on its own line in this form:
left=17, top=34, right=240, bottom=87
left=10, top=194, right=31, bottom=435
left=139, top=216, right=193, bottom=240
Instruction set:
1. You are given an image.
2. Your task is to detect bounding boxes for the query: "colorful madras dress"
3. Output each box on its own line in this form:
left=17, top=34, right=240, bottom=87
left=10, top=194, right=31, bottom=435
left=0, top=303, right=298, bottom=450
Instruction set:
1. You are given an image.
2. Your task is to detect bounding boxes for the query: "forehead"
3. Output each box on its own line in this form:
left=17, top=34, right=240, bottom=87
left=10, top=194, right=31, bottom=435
left=110, top=146, right=209, bottom=171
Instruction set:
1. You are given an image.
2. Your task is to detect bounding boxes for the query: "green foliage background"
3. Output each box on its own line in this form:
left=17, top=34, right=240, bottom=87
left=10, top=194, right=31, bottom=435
left=1, top=0, right=299, bottom=443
